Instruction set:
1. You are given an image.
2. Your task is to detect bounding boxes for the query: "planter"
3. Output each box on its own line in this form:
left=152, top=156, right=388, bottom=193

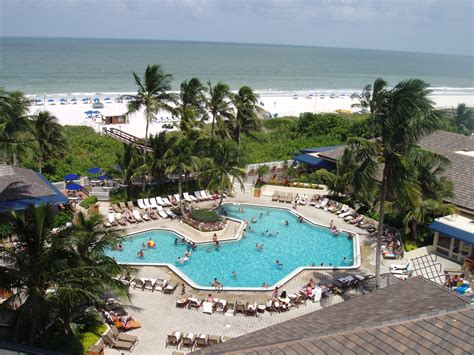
left=88, top=203, right=99, bottom=215
left=253, top=188, right=262, bottom=197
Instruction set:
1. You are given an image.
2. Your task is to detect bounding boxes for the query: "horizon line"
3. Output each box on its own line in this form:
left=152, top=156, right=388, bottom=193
left=2, top=35, right=472, bottom=58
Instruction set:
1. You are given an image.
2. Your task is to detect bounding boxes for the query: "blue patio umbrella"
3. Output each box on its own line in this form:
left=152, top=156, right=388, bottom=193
left=93, top=97, right=100, bottom=102
left=60, top=98, right=66, bottom=101
left=66, top=182, right=82, bottom=191
left=87, top=167, right=101, bottom=174
left=81, top=97, right=89, bottom=102
left=84, top=110, right=94, bottom=115
left=70, top=97, right=77, bottom=102
left=47, top=99, right=55, bottom=102
left=98, top=174, right=109, bottom=180
left=64, top=173, right=80, bottom=181
left=104, top=97, right=111, bottom=100
left=93, top=110, right=100, bottom=114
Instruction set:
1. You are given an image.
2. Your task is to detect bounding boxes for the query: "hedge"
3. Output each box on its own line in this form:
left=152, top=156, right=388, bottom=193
left=190, top=209, right=220, bottom=223
left=79, top=196, right=98, bottom=209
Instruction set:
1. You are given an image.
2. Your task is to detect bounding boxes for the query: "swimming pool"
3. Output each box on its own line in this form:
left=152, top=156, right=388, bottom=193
left=108, top=204, right=357, bottom=289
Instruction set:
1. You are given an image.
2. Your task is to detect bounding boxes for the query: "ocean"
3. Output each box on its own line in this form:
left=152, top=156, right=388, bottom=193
left=1, top=37, right=473, bottom=96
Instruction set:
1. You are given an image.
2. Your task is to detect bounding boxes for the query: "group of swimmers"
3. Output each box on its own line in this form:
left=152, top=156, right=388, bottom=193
left=136, top=238, right=157, bottom=258
left=177, top=250, right=192, bottom=264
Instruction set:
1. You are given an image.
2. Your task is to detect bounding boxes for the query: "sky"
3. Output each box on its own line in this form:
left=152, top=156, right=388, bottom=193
left=1, top=0, right=473, bottom=56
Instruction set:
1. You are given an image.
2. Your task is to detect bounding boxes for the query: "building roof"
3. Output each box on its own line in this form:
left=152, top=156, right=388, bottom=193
left=299, top=145, right=343, bottom=154
left=429, top=214, right=474, bottom=244
left=0, top=165, right=68, bottom=212
left=196, top=277, right=473, bottom=354
left=316, top=131, right=474, bottom=213
left=292, top=154, right=336, bottom=170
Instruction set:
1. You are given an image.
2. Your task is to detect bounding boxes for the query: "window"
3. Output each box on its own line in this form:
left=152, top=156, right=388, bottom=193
left=437, top=235, right=451, bottom=249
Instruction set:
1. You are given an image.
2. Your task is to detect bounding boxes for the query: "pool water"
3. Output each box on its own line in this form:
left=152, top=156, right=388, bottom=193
left=108, top=204, right=354, bottom=288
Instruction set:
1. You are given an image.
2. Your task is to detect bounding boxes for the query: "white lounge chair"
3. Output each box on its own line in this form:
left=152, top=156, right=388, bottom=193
left=108, top=212, right=117, bottom=226
left=173, top=193, right=181, bottom=202
left=339, top=210, right=354, bottom=218
left=165, top=209, right=177, bottom=219
left=155, top=196, right=165, bottom=206
left=143, top=278, right=156, bottom=291
left=316, top=198, right=328, bottom=208
left=137, top=199, right=147, bottom=210
left=183, top=192, right=196, bottom=202
left=148, top=197, right=159, bottom=208
left=201, top=301, right=213, bottom=314
left=390, top=262, right=410, bottom=271
left=162, top=197, right=172, bottom=206
left=157, top=206, right=169, bottom=219
left=201, top=190, right=211, bottom=200
left=132, top=209, right=143, bottom=222
left=154, top=279, right=168, bottom=292
left=194, top=191, right=205, bottom=201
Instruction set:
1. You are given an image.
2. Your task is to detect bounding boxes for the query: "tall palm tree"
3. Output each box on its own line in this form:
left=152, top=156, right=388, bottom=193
left=207, top=81, right=233, bottom=138
left=0, top=90, right=30, bottom=164
left=204, top=139, right=245, bottom=207
left=176, top=78, right=207, bottom=133
left=148, top=131, right=173, bottom=184
left=228, top=86, right=262, bottom=161
left=127, top=64, right=174, bottom=188
left=348, top=79, right=440, bottom=288
left=164, top=136, right=200, bottom=217
left=30, top=111, right=66, bottom=174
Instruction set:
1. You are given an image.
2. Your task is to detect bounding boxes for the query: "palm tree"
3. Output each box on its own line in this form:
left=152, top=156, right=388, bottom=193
left=348, top=79, right=440, bottom=288
left=228, top=86, right=262, bottom=161
left=116, top=143, right=139, bottom=200
left=0, top=205, right=128, bottom=343
left=148, top=131, right=173, bottom=184
left=453, top=103, right=473, bottom=131
left=0, top=90, right=30, bottom=164
left=204, top=140, right=245, bottom=207
left=176, top=78, right=207, bottom=133
left=164, top=136, right=200, bottom=217
left=30, top=111, right=66, bottom=174
left=207, top=81, right=233, bottom=138
left=127, top=64, right=174, bottom=188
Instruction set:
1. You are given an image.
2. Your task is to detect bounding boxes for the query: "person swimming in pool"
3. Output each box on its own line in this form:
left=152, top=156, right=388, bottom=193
left=137, top=250, right=144, bottom=258
left=251, top=216, right=257, bottom=223
left=174, top=238, right=178, bottom=246
left=232, top=271, right=237, bottom=278
left=259, top=212, right=263, bottom=218
left=276, top=259, right=283, bottom=267
left=284, top=220, right=289, bottom=226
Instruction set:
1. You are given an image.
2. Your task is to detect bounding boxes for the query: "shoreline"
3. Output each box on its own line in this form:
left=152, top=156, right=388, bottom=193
left=27, top=92, right=473, bottom=138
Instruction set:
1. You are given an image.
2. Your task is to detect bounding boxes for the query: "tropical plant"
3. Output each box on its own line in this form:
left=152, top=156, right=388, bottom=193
left=256, top=164, right=269, bottom=180
left=176, top=78, right=207, bottom=133
left=207, top=81, right=233, bottom=138
left=164, top=136, right=200, bottom=216
left=0, top=90, right=30, bottom=165
left=0, top=205, right=128, bottom=345
left=30, top=111, right=66, bottom=174
left=203, top=139, right=245, bottom=207
left=453, top=103, right=473, bottom=131
left=127, top=64, right=174, bottom=188
left=228, top=86, right=262, bottom=161
left=348, top=78, right=440, bottom=288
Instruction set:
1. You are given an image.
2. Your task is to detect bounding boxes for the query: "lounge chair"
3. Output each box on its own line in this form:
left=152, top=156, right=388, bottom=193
left=390, top=262, right=410, bottom=271
left=309, top=194, right=320, bottom=206
left=215, top=299, right=227, bottom=313
left=316, top=197, right=329, bottom=208
left=245, top=302, right=257, bottom=317
left=162, top=196, right=172, bottom=206
left=279, top=193, right=286, bottom=202
left=124, top=211, right=136, bottom=223
left=164, top=282, right=178, bottom=294
left=234, top=301, right=246, bottom=315
left=166, top=331, right=182, bottom=349
left=148, top=197, right=159, bottom=208
left=127, top=201, right=135, bottom=209
left=339, top=210, right=354, bottom=218
left=182, top=192, right=193, bottom=202
left=103, top=331, right=135, bottom=351
left=137, top=199, right=147, bottom=209
left=201, top=301, right=214, bottom=314
left=208, top=335, right=222, bottom=346
left=188, top=297, right=201, bottom=310
left=155, top=196, right=165, bottom=206
left=165, top=208, right=177, bottom=219
left=224, top=303, right=234, bottom=316
left=108, top=212, right=118, bottom=226
left=194, top=191, right=205, bottom=201
left=154, top=279, right=168, bottom=292
left=176, top=297, right=189, bottom=308
left=271, top=191, right=279, bottom=201
left=111, top=203, right=123, bottom=213
left=132, top=278, right=144, bottom=290
left=181, top=333, right=196, bottom=351
left=143, top=278, right=156, bottom=291
left=173, top=193, right=181, bottom=202
left=200, top=190, right=211, bottom=200
left=286, top=193, right=294, bottom=203
left=132, top=209, right=144, bottom=222
left=141, top=212, right=151, bottom=221
left=115, top=213, right=127, bottom=226
left=157, top=206, right=169, bottom=219
left=298, top=194, right=307, bottom=205
left=290, top=293, right=306, bottom=307
left=110, top=325, right=139, bottom=344
left=195, top=334, right=209, bottom=349
left=119, top=202, right=127, bottom=210
left=146, top=208, right=159, bottom=220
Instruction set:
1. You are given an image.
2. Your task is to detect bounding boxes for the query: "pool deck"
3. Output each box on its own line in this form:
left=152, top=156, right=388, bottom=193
left=102, top=193, right=394, bottom=354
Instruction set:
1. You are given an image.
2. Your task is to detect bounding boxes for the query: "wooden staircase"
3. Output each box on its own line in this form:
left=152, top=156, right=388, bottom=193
left=102, top=127, right=152, bottom=152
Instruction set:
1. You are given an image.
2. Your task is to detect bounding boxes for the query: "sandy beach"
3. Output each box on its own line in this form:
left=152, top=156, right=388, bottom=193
left=27, top=92, right=474, bottom=138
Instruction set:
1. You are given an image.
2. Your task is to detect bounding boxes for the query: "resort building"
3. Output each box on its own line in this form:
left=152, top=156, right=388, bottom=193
left=295, top=130, right=474, bottom=264
left=196, top=276, right=473, bottom=354
left=0, top=164, right=68, bottom=212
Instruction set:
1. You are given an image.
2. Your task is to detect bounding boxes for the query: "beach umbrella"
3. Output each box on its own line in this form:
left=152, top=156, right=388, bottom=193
left=71, top=97, right=77, bottom=101
left=64, top=173, right=80, bottom=181
left=81, top=97, right=88, bottom=101
left=47, top=99, right=55, bottom=102
left=59, top=98, right=66, bottom=102
left=87, top=167, right=101, bottom=174
left=104, top=97, right=111, bottom=100
left=84, top=110, right=94, bottom=115
left=98, top=174, right=109, bottom=180
left=66, top=182, right=82, bottom=191
left=93, top=110, right=100, bottom=114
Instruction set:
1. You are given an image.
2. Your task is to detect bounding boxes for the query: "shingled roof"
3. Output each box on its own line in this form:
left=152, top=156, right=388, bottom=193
left=0, top=165, right=68, bottom=212
left=196, top=277, right=473, bottom=354
left=317, top=130, right=474, bottom=213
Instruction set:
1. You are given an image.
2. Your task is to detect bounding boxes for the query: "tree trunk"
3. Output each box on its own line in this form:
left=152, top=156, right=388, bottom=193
left=142, top=120, right=149, bottom=192
left=38, top=150, right=43, bottom=174
left=375, top=165, right=388, bottom=289
left=178, top=176, right=185, bottom=218
left=218, top=173, right=224, bottom=207
left=211, top=113, right=215, bottom=138
left=411, top=220, right=418, bottom=242
left=236, top=124, right=241, bottom=162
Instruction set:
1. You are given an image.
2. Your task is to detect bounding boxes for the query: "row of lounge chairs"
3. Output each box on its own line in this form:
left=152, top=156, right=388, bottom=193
left=119, top=275, right=178, bottom=294
left=166, top=331, right=233, bottom=352
left=272, top=191, right=296, bottom=203
left=89, top=325, right=139, bottom=353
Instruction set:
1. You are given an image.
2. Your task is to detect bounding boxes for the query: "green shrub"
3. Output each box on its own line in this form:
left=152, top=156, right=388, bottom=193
left=79, top=196, right=98, bottom=209
left=190, top=209, right=220, bottom=223
left=53, top=210, right=74, bottom=228
left=80, top=323, right=107, bottom=354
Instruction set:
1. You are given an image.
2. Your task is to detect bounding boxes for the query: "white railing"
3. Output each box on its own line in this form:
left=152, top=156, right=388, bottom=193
left=245, top=160, right=293, bottom=173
